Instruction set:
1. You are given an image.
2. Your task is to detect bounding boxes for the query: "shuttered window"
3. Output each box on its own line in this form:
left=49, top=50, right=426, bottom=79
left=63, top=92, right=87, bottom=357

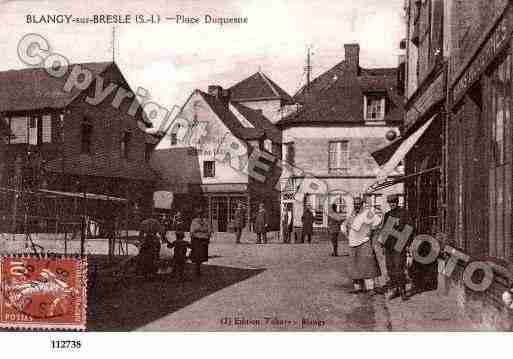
left=488, top=52, right=512, bottom=261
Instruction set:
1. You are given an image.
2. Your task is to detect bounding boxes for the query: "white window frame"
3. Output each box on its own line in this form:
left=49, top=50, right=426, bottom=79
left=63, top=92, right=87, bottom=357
left=364, top=95, right=386, bottom=122
left=328, top=140, right=349, bottom=172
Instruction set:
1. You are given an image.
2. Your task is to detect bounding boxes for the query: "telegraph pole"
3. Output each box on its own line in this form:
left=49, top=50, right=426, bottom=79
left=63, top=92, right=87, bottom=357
left=305, top=46, right=312, bottom=90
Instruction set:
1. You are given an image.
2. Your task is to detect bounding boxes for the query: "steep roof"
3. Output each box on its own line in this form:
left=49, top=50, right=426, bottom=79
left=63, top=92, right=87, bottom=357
left=198, top=90, right=265, bottom=141
left=0, top=62, right=152, bottom=127
left=277, top=60, right=404, bottom=128
left=230, top=102, right=281, bottom=143
left=44, top=154, right=159, bottom=181
left=0, top=62, right=112, bottom=113
left=229, top=72, right=294, bottom=104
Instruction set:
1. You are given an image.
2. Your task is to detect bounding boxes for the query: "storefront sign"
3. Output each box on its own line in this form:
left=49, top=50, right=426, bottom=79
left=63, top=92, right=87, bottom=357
left=199, top=183, right=247, bottom=193
left=406, top=71, right=445, bottom=128
left=451, top=8, right=512, bottom=106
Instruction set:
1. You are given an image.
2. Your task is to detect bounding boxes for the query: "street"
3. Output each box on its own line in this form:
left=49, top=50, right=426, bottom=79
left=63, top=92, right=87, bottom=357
left=85, top=233, right=473, bottom=331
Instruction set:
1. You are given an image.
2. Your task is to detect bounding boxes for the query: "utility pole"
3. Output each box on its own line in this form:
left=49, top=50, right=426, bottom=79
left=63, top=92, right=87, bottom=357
left=112, top=26, right=116, bottom=63
left=304, top=46, right=313, bottom=94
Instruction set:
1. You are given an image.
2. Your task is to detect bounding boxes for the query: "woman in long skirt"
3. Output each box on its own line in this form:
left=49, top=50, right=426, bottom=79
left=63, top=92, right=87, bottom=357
left=189, top=209, right=212, bottom=277
left=342, top=196, right=382, bottom=294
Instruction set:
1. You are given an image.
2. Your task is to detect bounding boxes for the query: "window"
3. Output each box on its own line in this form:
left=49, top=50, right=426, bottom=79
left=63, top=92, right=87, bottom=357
left=41, top=115, right=52, bottom=143
left=330, top=194, right=348, bottom=216
left=365, top=96, right=385, bottom=121
left=170, top=133, right=178, bottom=146
left=305, top=194, right=324, bottom=226
left=283, top=142, right=295, bottom=165
left=170, top=123, right=181, bottom=145
left=28, top=117, right=37, bottom=145
left=328, top=141, right=349, bottom=172
left=81, top=120, right=93, bottom=154
left=121, top=131, right=131, bottom=159
left=488, top=53, right=512, bottom=261
left=203, top=161, right=215, bottom=178
left=145, top=143, right=154, bottom=162
left=9, top=116, right=29, bottom=144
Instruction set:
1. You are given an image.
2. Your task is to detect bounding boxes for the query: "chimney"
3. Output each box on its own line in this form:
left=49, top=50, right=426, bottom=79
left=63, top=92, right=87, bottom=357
left=208, top=85, right=223, bottom=98
left=344, top=43, right=360, bottom=74
left=208, top=85, right=230, bottom=107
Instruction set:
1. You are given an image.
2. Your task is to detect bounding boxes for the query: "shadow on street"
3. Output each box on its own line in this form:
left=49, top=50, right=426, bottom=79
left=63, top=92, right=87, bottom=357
left=87, top=259, right=265, bottom=331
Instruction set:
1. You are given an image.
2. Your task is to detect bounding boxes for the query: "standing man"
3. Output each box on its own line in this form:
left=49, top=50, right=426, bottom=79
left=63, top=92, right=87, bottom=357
left=328, top=203, right=344, bottom=256
left=342, top=196, right=382, bottom=294
left=173, top=211, right=185, bottom=241
left=233, top=202, right=246, bottom=244
left=254, top=203, right=268, bottom=244
left=379, top=194, right=410, bottom=301
left=282, top=205, right=293, bottom=244
left=301, top=205, right=314, bottom=244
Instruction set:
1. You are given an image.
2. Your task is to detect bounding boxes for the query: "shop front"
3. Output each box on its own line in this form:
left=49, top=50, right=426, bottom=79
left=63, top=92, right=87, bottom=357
left=446, top=3, right=513, bottom=329
left=190, top=183, right=249, bottom=233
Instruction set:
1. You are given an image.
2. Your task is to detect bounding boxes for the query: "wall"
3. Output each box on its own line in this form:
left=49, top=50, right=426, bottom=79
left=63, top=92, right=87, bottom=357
left=282, top=125, right=401, bottom=178
left=154, top=91, right=249, bottom=187
left=63, top=66, right=153, bottom=182
left=449, top=0, right=508, bottom=83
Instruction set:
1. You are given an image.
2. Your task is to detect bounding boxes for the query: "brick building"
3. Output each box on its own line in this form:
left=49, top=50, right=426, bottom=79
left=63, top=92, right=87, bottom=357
left=152, top=73, right=287, bottom=232
left=444, top=0, right=513, bottom=329
left=0, top=62, right=158, bottom=226
left=277, top=44, right=404, bottom=237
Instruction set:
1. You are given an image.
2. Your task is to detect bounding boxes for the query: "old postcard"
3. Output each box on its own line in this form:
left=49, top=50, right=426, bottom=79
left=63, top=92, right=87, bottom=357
left=0, top=0, right=513, bottom=344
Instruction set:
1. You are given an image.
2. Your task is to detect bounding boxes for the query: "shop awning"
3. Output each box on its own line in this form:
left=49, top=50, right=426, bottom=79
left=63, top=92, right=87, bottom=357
left=366, top=166, right=441, bottom=193
left=373, top=115, right=436, bottom=181
left=37, top=189, right=128, bottom=202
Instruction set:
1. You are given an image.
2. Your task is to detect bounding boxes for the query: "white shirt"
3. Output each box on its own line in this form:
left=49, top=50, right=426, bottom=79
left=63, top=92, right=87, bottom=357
left=343, top=208, right=382, bottom=247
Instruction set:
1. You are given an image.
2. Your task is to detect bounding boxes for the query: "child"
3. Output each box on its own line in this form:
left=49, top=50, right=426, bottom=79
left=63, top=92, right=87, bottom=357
left=167, top=237, right=192, bottom=283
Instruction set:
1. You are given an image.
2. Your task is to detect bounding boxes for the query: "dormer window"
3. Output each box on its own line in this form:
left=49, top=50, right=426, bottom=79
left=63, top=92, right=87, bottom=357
left=364, top=95, right=386, bottom=122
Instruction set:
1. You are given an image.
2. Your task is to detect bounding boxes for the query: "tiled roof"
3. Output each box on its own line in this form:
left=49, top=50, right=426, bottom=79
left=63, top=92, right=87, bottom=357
left=0, top=62, right=112, bottom=113
left=229, top=72, right=294, bottom=104
left=277, top=60, right=404, bottom=127
left=198, top=90, right=264, bottom=141
left=44, top=155, right=159, bottom=181
left=230, top=102, right=281, bottom=143
left=0, top=62, right=152, bottom=127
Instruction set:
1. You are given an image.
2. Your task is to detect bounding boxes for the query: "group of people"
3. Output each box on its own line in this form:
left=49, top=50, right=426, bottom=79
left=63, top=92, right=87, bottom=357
left=136, top=209, right=212, bottom=282
left=342, top=194, right=432, bottom=301
left=281, top=194, right=431, bottom=301
left=233, top=202, right=271, bottom=244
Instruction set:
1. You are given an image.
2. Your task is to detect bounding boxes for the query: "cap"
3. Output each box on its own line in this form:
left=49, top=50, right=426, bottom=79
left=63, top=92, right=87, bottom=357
left=387, top=194, right=399, bottom=203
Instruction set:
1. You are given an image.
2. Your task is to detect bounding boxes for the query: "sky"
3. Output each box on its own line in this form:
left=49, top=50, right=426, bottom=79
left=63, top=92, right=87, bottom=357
left=0, top=0, right=405, bottom=125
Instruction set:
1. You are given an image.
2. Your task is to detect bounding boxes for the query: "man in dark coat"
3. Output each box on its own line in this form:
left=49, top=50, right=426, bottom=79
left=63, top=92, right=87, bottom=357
left=282, top=205, right=293, bottom=244
left=167, top=236, right=192, bottom=283
left=254, top=203, right=268, bottom=244
left=328, top=203, right=344, bottom=256
left=173, top=211, right=185, bottom=241
left=381, top=194, right=410, bottom=301
left=233, top=203, right=246, bottom=244
left=301, top=205, right=314, bottom=244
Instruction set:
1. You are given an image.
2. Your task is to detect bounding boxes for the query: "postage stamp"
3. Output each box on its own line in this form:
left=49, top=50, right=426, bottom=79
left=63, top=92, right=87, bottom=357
left=0, top=256, right=87, bottom=330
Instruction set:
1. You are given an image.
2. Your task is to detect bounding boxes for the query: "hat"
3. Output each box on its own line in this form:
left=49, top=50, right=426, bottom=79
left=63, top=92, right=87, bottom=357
left=387, top=194, right=399, bottom=203
left=353, top=196, right=363, bottom=205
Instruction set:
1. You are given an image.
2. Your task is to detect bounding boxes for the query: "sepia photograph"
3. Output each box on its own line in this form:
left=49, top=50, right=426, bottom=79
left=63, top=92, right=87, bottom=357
left=0, top=0, right=512, bottom=350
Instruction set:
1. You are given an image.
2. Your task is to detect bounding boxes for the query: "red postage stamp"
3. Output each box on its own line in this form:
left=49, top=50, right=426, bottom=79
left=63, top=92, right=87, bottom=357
left=0, top=256, right=87, bottom=330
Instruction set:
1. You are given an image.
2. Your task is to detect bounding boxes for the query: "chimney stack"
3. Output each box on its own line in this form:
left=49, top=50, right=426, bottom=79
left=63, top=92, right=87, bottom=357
left=344, top=43, right=360, bottom=74
left=208, top=85, right=223, bottom=98
left=208, top=85, right=230, bottom=107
